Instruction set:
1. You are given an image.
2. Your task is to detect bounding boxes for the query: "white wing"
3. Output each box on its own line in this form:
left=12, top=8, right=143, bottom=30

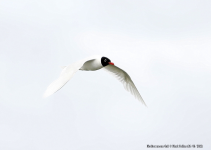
left=104, top=65, right=146, bottom=106
left=43, top=56, right=98, bottom=98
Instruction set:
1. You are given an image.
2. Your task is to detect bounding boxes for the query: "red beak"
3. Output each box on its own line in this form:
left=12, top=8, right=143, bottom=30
left=109, top=62, right=114, bottom=65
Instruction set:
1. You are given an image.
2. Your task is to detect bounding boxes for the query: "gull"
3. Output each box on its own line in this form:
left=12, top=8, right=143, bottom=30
left=43, top=55, right=146, bottom=106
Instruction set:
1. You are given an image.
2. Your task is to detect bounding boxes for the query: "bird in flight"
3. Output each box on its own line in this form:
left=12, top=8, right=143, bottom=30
left=43, top=55, right=146, bottom=106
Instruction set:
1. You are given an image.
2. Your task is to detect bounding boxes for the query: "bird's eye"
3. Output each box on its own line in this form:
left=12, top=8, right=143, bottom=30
left=104, top=59, right=107, bottom=62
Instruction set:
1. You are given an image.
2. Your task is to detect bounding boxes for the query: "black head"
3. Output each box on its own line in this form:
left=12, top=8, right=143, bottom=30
left=101, top=56, right=114, bottom=66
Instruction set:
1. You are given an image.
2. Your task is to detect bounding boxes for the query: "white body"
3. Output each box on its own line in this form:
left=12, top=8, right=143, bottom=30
left=80, top=58, right=103, bottom=71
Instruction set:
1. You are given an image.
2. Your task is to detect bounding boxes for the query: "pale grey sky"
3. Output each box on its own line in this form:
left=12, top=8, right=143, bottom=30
left=0, top=0, right=211, bottom=149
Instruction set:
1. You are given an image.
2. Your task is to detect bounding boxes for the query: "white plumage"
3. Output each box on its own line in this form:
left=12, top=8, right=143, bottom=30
left=43, top=55, right=146, bottom=106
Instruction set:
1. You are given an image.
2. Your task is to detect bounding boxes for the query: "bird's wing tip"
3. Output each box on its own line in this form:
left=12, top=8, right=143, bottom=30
left=141, top=101, right=147, bottom=107
left=43, top=92, right=51, bottom=98
left=137, top=97, right=147, bottom=107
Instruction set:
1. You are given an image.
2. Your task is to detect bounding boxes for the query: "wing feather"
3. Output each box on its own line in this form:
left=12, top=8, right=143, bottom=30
left=43, top=57, right=97, bottom=98
left=104, top=65, right=146, bottom=106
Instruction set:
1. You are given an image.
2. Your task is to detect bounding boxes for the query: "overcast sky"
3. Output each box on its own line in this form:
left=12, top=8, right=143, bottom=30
left=0, top=0, right=211, bottom=149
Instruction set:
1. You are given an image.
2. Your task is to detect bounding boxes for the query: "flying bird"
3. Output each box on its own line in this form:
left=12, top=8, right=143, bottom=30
left=43, top=55, right=146, bottom=106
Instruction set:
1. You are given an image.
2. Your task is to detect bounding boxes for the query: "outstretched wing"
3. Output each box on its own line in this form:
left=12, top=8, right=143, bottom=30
left=43, top=57, right=97, bottom=98
left=104, top=65, right=146, bottom=106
